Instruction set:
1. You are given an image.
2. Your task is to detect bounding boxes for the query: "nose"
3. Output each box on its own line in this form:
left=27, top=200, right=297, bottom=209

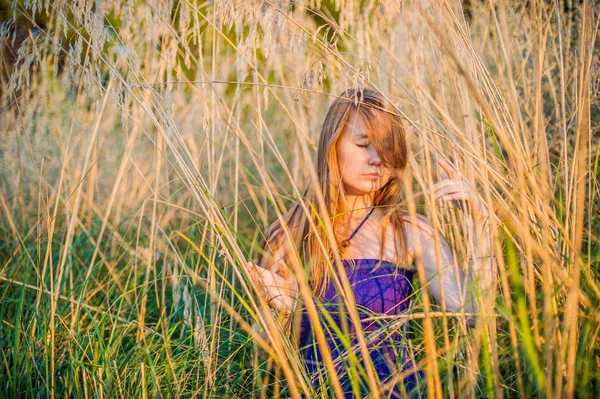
left=367, top=147, right=382, bottom=166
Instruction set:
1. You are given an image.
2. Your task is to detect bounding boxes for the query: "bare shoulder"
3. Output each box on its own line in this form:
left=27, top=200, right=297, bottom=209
left=379, top=212, right=435, bottom=266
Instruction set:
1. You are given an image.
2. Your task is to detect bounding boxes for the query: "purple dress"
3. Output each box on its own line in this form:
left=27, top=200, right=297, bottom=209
left=298, top=258, right=423, bottom=398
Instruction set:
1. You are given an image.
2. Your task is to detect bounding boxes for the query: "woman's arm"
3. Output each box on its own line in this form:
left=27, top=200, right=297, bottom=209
left=245, top=240, right=299, bottom=346
left=415, top=159, right=496, bottom=325
left=408, top=217, right=474, bottom=315
left=410, top=217, right=494, bottom=321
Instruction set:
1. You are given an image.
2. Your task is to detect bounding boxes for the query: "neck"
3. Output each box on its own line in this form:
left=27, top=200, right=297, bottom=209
left=342, top=194, right=374, bottom=220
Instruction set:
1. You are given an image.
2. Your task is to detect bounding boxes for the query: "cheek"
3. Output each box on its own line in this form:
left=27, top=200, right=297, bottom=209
left=336, top=151, right=346, bottom=178
left=336, top=144, right=352, bottom=170
left=338, top=147, right=365, bottom=179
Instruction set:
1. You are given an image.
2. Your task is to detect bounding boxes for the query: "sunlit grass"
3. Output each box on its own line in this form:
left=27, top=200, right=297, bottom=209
left=0, top=0, right=598, bottom=397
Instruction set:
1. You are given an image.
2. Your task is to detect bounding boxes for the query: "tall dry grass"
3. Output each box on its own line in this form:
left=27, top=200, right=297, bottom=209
left=0, top=0, right=598, bottom=397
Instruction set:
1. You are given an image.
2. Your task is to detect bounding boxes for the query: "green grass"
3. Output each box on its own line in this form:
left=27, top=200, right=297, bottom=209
left=1, top=0, right=599, bottom=397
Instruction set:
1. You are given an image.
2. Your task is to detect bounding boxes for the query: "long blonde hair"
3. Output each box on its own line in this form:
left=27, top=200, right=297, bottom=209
left=260, top=88, right=409, bottom=296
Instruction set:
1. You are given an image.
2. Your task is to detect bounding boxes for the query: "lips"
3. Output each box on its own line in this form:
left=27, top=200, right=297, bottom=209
left=364, top=173, right=380, bottom=179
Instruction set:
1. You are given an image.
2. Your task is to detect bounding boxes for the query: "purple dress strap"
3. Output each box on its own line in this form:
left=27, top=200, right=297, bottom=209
left=298, top=259, right=424, bottom=398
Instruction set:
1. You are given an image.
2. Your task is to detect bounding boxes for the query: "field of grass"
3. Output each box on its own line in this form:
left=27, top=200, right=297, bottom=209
left=0, top=0, right=599, bottom=397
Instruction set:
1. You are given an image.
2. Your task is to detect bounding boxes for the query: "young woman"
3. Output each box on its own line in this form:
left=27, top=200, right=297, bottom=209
left=245, top=88, right=495, bottom=398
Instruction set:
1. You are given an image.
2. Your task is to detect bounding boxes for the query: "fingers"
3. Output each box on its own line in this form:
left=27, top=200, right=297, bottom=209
left=245, top=263, right=279, bottom=308
left=426, top=180, right=471, bottom=197
left=245, top=262, right=267, bottom=295
left=438, top=194, right=467, bottom=201
left=430, top=182, right=473, bottom=201
left=427, top=179, right=456, bottom=192
left=245, top=262, right=289, bottom=296
left=438, top=158, right=459, bottom=180
left=244, top=261, right=261, bottom=281
left=427, top=159, right=462, bottom=192
left=245, top=262, right=273, bottom=298
left=270, top=258, right=289, bottom=279
left=427, top=159, right=470, bottom=201
left=426, top=159, right=488, bottom=219
left=244, top=261, right=295, bottom=311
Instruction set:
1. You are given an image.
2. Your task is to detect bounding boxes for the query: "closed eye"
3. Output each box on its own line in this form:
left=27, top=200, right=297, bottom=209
left=356, top=143, right=370, bottom=148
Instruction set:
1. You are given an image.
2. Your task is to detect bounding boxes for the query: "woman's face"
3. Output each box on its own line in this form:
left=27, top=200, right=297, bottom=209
left=335, top=111, right=393, bottom=196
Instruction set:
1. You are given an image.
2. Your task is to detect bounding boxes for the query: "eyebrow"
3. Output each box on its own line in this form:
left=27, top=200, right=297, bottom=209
left=351, top=133, right=368, bottom=139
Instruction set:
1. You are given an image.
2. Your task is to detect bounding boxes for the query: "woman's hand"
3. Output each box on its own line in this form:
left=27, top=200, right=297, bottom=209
left=426, top=159, right=488, bottom=222
left=245, top=259, right=298, bottom=316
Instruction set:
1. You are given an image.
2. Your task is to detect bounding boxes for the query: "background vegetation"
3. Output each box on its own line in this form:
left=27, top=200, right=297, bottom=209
left=0, top=0, right=598, bottom=397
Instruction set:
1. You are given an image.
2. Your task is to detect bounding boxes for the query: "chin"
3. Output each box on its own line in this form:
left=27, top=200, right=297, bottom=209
left=346, top=185, right=381, bottom=196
